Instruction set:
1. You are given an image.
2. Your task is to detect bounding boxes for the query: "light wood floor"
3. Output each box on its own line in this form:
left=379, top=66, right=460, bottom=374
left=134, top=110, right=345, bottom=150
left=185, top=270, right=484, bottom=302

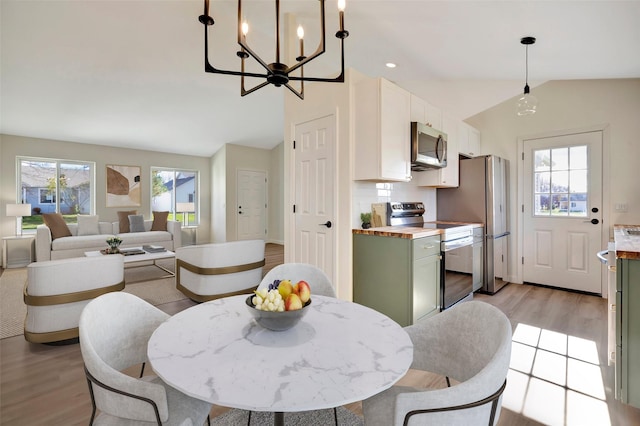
left=2, top=243, right=640, bottom=425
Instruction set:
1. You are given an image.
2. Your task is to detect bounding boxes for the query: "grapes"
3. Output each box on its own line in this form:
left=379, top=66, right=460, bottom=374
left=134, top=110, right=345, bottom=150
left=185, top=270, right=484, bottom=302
left=267, top=279, right=282, bottom=291
left=252, top=288, right=284, bottom=312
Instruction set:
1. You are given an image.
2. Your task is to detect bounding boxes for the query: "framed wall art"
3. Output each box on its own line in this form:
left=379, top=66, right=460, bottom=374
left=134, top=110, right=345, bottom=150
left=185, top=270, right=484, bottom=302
left=106, top=165, right=141, bottom=207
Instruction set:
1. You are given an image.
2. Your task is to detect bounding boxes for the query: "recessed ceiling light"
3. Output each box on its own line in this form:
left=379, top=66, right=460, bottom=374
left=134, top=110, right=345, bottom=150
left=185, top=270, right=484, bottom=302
left=385, top=62, right=397, bottom=68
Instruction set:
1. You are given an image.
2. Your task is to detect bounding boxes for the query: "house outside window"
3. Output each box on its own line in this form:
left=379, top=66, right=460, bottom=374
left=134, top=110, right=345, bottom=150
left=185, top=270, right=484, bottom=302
left=151, top=168, right=198, bottom=226
left=18, top=157, right=95, bottom=231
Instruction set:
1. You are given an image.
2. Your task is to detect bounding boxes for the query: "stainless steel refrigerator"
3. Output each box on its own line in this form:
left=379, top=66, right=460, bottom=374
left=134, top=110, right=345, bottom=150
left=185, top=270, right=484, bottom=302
left=437, top=155, right=510, bottom=294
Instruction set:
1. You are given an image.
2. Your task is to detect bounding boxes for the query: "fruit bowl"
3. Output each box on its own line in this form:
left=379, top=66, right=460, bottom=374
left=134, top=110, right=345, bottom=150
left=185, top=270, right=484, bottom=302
left=245, top=296, right=312, bottom=331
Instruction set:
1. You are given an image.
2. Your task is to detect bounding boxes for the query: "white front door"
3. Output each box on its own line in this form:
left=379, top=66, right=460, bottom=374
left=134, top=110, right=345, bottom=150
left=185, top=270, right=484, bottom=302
left=293, top=115, right=335, bottom=281
left=237, top=169, right=266, bottom=241
left=522, top=131, right=603, bottom=293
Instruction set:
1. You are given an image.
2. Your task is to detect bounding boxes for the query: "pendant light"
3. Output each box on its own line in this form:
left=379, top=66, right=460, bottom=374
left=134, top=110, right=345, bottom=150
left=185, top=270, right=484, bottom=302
left=517, top=36, right=537, bottom=116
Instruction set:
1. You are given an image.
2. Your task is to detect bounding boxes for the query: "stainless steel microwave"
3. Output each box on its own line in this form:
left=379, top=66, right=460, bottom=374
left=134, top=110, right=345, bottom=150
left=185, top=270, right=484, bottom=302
left=411, top=122, right=447, bottom=171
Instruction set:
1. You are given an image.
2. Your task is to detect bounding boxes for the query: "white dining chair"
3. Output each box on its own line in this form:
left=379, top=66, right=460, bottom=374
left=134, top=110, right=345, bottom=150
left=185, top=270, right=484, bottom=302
left=79, top=292, right=212, bottom=425
left=362, top=301, right=512, bottom=426
left=258, top=263, right=336, bottom=297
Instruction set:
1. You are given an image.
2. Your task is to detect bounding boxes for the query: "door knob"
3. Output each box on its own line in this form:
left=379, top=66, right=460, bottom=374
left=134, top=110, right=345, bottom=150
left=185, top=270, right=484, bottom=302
left=319, top=221, right=332, bottom=228
left=591, top=218, right=599, bottom=225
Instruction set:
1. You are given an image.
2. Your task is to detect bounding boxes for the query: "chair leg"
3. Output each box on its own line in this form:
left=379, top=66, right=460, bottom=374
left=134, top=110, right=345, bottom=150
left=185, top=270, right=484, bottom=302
left=333, top=407, right=338, bottom=425
left=247, top=410, right=251, bottom=426
left=140, top=362, right=146, bottom=378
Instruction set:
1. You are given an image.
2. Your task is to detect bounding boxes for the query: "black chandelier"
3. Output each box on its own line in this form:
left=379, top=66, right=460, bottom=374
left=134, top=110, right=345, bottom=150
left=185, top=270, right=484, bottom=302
left=199, top=0, right=349, bottom=99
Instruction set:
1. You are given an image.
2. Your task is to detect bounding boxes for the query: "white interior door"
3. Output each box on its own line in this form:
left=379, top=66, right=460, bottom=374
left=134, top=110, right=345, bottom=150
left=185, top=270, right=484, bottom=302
left=523, top=131, right=603, bottom=293
left=293, top=115, right=335, bottom=281
left=237, top=170, right=266, bottom=241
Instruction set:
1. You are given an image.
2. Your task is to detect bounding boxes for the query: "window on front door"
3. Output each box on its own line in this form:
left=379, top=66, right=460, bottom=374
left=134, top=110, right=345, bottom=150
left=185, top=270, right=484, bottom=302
left=533, top=145, right=588, bottom=217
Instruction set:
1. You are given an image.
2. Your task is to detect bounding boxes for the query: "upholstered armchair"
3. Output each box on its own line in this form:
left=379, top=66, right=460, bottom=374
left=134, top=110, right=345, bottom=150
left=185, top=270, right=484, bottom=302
left=79, top=292, right=211, bottom=425
left=362, top=301, right=512, bottom=426
left=23, top=255, right=125, bottom=343
left=258, top=263, right=336, bottom=297
left=175, top=240, right=265, bottom=302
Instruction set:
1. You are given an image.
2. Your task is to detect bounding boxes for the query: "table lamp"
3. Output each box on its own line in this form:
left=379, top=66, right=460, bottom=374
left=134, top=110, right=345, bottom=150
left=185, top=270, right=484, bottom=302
left=176, top=202, right=195, bottom=227
left=6, top=203, right=32, bottom=236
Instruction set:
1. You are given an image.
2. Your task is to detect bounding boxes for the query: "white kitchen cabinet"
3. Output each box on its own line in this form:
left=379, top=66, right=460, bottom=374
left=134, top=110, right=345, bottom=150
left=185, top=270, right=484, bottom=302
left=458, top=122, right=481, bottom=158
left=354, top=77, right=411, bottom=182
left=415, top=113, right=460, bottom=188
left=410, top=94, right=442, bottom=131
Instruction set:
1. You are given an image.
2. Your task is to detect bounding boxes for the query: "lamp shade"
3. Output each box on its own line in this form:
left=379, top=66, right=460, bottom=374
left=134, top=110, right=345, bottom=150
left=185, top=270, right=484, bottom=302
left=176, top=202, right=195, bottom=213
left=6, top=203, right=32, bottom=217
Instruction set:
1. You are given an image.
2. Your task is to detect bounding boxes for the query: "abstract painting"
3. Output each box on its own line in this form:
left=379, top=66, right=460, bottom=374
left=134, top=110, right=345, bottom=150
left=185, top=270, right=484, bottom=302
left=106, top=165, right=141, bottom=207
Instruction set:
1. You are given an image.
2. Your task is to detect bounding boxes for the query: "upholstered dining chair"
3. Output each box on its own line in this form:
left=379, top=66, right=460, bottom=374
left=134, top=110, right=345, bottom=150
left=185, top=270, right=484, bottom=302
left=258, top=263, right=336, bottom=297
left=79, top=292, right=212, bottom=426
left=362, top=301, right=512, bottom=426
left=175, top=240, right=265, bottom=302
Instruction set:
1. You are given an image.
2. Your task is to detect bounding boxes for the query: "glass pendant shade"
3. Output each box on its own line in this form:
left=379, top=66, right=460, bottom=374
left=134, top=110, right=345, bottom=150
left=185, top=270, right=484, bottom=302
left=517, top=87, right=538, bottom=116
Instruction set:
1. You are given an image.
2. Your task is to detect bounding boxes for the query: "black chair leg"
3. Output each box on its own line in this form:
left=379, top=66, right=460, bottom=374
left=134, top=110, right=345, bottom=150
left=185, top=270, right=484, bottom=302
left=333, top=407, right=338, bottom=425
left=247, top=410, right=251, bottom=426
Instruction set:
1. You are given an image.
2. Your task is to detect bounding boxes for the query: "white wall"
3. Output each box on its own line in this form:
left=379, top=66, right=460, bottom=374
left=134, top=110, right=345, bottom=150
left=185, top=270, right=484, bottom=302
left=210, top=143, right=284, bottom=244
left=269, top=142, right=285, bottom=244
left=466, top=78, right=640, bottom=283
left=210, top=145, right=227, bottom=243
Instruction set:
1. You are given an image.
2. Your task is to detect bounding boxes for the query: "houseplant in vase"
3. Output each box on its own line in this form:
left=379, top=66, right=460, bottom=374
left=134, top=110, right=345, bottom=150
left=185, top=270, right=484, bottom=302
left=105, top=237, right=123, bottom=254
left=360, top=212, right=372, bottom=229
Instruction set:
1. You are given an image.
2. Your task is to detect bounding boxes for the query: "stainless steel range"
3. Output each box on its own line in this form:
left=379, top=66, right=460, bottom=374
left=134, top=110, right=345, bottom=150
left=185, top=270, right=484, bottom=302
left=383, top=202, right=478, bottom=310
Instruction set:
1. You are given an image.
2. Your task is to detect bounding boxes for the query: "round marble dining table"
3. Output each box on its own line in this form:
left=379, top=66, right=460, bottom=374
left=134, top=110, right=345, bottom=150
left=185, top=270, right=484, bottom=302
left=147, top=294, right=413, bottom=421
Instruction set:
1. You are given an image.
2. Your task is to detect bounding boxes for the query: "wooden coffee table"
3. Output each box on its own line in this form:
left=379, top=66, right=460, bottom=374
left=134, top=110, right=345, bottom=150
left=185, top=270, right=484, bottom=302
left=84, top=248, right=175, bottom=284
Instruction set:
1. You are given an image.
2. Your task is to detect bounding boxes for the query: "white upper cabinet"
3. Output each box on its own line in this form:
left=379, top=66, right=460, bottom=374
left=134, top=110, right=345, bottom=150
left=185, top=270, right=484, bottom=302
left=415, top=113, right=460, bottom=188
left=410, top=94, right=442, bottom=131
left=458, top=122, right=481, bottom=158
left=354, top=77, right=412, bottom=182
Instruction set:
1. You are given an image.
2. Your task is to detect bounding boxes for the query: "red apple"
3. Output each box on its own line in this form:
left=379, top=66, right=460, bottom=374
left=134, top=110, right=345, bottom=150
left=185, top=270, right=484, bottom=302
left=285, top=293, right=303, bottom=311
left=296, top=280, right=311, bottom=303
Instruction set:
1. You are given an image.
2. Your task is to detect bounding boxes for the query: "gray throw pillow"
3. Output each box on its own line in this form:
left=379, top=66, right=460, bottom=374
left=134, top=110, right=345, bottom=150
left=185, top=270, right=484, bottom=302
left=128, top=215, right=146, bottom=233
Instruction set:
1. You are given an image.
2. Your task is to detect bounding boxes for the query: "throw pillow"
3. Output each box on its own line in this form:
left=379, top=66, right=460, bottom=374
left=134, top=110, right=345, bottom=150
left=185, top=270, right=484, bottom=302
left=151, top=211, right=169, bottom=231
left=77, top=215, right=100, bottom=236
left=42, top=213, right=72, bottom=240
left=128, top=214, right=146, bottom=233
left=117, top=210, right=137, bottom=233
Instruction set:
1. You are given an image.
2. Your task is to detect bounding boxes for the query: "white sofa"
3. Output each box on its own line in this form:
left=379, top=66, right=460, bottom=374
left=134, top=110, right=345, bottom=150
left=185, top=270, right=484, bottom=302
left=35, top=220, right=182, bottom=261
left=24, top=255, right=125, bottom=343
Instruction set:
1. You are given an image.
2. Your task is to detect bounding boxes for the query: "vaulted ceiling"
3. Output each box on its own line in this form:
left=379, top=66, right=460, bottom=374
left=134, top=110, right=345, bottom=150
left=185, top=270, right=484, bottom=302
left=2, top=1, right=639, bottom=157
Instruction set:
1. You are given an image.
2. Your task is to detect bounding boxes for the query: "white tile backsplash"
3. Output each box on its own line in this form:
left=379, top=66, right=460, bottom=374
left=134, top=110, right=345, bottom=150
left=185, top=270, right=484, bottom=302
left=352, top=181, right=436, bottom=228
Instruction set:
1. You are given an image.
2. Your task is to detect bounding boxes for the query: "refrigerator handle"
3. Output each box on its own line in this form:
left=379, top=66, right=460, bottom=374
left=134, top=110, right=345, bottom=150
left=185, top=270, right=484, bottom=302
left=487, top=231, right=511, bottom=239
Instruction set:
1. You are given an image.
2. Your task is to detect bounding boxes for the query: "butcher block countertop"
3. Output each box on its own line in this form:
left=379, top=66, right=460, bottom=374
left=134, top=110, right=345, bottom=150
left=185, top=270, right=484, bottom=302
left=614, top=225, right=640, bottom=260
left=352, top=221, right=483, bottom=240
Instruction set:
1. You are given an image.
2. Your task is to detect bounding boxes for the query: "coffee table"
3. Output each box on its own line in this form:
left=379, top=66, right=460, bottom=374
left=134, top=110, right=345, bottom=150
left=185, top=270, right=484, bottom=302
left=147, top=294, right=413, bottom=426
left=84, top=248, right=175, bottom=284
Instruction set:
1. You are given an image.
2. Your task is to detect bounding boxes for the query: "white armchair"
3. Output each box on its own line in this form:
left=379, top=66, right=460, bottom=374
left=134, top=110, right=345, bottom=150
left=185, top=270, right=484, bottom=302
left=362, top=301, right=512, bottom=426
left=79, top=292, right=211, bottom=425
left=24, top=255, right=125, bottom=343
left=258, top=263, right=335, bottom=297
left=175, top=240, right=265, bottom=302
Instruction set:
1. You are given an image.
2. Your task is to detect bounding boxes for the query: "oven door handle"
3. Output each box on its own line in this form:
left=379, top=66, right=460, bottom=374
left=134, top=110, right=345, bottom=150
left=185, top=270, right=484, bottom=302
left=442, top=236, right=474, bottom=252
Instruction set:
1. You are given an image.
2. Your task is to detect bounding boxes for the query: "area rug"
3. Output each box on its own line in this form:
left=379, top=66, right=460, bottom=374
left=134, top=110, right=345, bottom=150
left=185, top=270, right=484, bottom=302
left=0, top=259, right=187, bottom=339
left=211, top=407, right=364, bottom=426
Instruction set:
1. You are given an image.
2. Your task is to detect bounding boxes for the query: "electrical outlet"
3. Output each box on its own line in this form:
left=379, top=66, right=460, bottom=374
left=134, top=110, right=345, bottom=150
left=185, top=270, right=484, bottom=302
left=615, top=203, right=628, bottom=212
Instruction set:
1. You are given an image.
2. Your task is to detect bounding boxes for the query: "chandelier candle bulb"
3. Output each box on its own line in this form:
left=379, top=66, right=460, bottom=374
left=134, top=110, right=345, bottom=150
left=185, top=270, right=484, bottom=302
left=338, top=0, right=346, bottom=32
